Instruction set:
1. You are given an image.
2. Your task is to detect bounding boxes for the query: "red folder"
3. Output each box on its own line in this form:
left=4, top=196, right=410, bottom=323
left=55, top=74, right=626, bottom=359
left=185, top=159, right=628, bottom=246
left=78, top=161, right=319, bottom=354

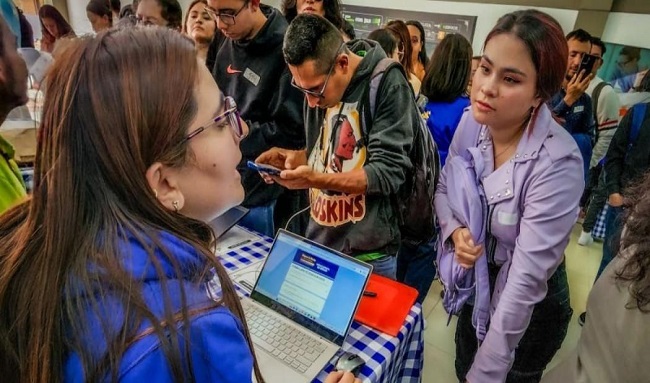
left=353, top=273, right=418, bottom=337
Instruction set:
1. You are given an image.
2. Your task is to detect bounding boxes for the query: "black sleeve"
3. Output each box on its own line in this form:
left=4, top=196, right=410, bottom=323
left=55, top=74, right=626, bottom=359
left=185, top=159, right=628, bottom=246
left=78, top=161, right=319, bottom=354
left=244, top=68, right=306, bottom=151
left=605, top=110, right=631, bottom=196
left=364, top=69, right=415, bottom=196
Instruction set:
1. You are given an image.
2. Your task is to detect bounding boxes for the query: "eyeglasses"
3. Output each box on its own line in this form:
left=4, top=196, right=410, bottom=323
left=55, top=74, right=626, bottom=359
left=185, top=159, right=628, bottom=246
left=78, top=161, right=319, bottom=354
left=291, top=43, right=345, bottom=99
left=185, top=96, right=245, bottom=142
left=617, top=58, right=633, bottom=68
left=205, top=1, right=248, bottom=26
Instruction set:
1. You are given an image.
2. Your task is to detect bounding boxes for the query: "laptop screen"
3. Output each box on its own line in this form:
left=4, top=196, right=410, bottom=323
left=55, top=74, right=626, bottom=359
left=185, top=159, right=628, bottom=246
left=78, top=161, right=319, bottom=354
left=250, top=230, right=372, bottom=346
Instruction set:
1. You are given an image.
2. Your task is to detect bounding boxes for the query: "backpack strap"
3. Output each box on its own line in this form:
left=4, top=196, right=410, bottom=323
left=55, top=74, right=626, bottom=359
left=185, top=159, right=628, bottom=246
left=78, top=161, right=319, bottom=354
left=360, top=58, right=409, bottom=144
left=591, top=81, right=609, bottom=132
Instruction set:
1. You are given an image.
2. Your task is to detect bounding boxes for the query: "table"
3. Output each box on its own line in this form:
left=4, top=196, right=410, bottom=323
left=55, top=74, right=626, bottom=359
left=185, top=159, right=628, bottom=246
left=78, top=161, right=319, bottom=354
left=216, top=229, right=425, bottom=383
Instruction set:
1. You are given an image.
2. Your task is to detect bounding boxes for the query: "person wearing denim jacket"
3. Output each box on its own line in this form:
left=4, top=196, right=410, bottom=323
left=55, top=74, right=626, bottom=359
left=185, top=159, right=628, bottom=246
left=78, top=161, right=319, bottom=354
left=435, top=10, right=584, bottom=383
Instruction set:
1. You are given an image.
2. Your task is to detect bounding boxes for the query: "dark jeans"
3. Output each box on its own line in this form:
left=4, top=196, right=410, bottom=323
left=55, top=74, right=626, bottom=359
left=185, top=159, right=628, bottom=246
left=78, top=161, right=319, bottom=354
left=397, top=240, right=437, bottom=304
left=583, top=170, right=608, bottom=233
left=596, top=205, right=624, bottom=281
left=455, top=262, right=572, bottom=383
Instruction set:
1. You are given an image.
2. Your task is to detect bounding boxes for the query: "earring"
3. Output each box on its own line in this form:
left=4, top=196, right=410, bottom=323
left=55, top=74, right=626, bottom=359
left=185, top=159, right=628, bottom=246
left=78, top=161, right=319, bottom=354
left=154, top=189, right=158, bottom=199
left=173, top=200, right=179, bottom=212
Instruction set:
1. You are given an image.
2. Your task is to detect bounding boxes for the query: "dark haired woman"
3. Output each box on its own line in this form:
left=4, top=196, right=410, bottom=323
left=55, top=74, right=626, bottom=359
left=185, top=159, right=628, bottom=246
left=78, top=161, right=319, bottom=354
left=406, top=20, right=428, bottom=82
left=38, top=4, right=75, bottom=53
left=86, top=0, right=113, bottom=33
left=385, top=20, right=419, bottom=95
left=281, top=0, right=354, bottom=40
left=0, top=26, right=356, bottom=383
left=421, top=33, right=472, bottom=167
left=543, top=172, right=650, bottom=383
left=183, top=0, right=216, bottom=64
left=367, top=28, right=399, bottom=61
left=435, top=9, right=583, bottom=382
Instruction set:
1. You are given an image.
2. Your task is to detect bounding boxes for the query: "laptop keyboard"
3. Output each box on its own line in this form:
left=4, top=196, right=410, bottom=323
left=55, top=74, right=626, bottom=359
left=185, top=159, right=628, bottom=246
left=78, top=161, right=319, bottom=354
left=244, top=304, right=327, bottom=373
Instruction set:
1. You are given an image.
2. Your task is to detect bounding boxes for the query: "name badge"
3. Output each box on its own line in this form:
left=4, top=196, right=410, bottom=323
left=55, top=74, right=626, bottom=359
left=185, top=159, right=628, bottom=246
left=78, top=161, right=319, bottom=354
left=498, top=211, right=519, bottom=226
left=243, top=68, right=260, bottom=87
left=573, top=105, right=585, bottom=113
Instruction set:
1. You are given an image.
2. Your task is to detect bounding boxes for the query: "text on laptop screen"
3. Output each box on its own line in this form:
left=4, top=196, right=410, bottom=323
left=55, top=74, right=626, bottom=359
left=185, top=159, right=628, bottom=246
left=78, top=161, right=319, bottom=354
left=254, top=232, right=370, bottom=338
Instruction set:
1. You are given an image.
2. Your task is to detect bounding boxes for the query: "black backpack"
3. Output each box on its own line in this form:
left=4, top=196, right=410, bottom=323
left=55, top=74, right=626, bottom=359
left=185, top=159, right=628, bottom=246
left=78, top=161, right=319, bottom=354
left=360, top=58, right=440, bottom=246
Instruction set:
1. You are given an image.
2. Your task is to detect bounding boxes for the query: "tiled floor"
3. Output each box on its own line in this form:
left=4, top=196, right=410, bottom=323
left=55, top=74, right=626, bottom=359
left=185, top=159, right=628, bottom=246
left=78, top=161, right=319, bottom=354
left=421, top=224, right=603, bottom=382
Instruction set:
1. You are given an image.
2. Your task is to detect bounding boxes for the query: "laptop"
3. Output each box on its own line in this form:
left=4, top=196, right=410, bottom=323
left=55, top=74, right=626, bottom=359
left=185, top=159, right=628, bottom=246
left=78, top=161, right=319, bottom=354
left=208, top=206, right=249, bottom=239
left=240, top=230, right=372, bottom=383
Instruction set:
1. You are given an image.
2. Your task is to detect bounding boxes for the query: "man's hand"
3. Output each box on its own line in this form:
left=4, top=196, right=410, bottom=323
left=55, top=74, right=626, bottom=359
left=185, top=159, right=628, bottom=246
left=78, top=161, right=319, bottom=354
left=256, top=147, right=307, bottom=170
left=256, top=147, right=307, bottom=185
left=609, top=193, right=624, bottom=207
left=269, top=165, right=318, bottom=190
left=451, top=227, right=483, bottom=269
left=564, top=70, right=593, bottom=106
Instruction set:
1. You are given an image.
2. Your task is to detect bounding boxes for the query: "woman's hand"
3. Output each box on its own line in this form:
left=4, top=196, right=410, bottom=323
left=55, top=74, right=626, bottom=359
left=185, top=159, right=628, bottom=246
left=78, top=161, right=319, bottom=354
left=324, top=371, right=361, bottom=383
left=451, top=227, right=483, bottom=269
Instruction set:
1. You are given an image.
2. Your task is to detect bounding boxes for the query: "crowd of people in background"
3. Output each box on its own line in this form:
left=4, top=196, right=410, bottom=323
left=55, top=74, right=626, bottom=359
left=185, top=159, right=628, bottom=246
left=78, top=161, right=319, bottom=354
left=0, top=0, right=650, bottom=382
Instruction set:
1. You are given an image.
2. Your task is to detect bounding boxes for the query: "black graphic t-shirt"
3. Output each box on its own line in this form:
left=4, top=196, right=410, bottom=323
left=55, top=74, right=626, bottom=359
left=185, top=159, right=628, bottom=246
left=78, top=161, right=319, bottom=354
left=304, top=40, right=418, bottom=257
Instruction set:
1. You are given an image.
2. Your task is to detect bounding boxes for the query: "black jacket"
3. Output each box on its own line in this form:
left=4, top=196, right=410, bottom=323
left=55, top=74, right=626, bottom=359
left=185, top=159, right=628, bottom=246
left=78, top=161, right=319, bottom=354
left=303, top=40, right=415, bottom=256
left=210, top=5, right=305, bottom=207
left=605, top=103, right=650, bottom=196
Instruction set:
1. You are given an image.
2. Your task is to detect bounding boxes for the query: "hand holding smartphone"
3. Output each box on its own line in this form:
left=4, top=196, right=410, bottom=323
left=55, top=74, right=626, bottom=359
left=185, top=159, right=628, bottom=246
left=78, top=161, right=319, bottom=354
left=577, top=54, right=598, bottom=78
left=247, top=160, right=282, bottom=176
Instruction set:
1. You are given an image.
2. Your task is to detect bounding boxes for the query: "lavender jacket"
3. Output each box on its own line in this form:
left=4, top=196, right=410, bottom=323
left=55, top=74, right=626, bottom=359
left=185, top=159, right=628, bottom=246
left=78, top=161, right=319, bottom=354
left=436, top=146, right=491, bottom=343
left=435, top=104, right=583, bottom=382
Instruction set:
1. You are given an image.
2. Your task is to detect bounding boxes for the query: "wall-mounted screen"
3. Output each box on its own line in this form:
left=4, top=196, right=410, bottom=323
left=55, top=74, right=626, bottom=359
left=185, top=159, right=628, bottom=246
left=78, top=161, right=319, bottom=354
left=341, top=5, right=477, bottom=55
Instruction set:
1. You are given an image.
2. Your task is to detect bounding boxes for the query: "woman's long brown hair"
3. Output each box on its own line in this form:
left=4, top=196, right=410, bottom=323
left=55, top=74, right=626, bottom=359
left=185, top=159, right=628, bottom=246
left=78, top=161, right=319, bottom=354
left=617, top=172, right=650, bottom=312
left=0, top=27, right=263, bottom=382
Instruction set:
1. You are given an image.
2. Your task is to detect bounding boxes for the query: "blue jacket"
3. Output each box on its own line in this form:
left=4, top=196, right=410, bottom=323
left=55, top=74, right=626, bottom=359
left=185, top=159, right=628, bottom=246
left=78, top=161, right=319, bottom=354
left=422, top=96, right=470, bottom=166
left=63, top=231, right=254, bottom=382
left=549, top=90, right=595, bottom=137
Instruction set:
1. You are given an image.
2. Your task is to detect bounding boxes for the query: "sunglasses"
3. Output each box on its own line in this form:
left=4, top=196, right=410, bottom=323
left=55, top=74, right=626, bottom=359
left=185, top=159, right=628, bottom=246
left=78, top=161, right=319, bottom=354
left=185, top=96, right=245, bottom=142
left=290, top=43, right=345, bottom=99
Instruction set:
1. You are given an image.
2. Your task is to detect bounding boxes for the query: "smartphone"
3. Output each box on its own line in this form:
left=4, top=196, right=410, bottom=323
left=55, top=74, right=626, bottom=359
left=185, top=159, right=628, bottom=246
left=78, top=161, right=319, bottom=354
left=577, top=54, right=598, bottom=77
left=247, top=160, right=282, bottom=176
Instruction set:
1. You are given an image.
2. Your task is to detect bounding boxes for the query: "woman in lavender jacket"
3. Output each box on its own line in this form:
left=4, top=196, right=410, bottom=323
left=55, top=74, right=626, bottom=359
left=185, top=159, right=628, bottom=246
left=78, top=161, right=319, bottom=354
left=434, top=10, right=584, bottom=383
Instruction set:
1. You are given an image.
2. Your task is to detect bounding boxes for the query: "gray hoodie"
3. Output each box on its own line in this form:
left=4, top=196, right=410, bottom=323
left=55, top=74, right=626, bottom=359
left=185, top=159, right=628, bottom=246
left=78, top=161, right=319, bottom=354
left=304, top=40, right=416, bottom=257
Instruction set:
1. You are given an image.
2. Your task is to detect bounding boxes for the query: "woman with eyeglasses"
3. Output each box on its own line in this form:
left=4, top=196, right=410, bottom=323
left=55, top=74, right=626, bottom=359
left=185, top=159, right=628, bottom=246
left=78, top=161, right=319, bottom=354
left=135, top=0, right=182, bottom=29
left=0, top=26, right=255, bottom=382
left=0, top=25, right=357, bottom=383
left=183, top=0, right=217, bottom=64
left=385, top=20, right=420, bottom=95
left=406, top=20, right=428, bottom=82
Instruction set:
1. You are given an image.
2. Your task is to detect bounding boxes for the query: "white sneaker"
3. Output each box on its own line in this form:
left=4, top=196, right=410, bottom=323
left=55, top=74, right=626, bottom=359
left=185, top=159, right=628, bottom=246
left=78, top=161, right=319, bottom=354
left=578, top=231, right=594, bottom=246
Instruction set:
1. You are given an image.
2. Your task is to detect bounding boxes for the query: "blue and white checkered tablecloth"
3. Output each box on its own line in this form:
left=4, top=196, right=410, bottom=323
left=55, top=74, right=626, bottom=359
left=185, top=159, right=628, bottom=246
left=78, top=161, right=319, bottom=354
left=218, top=228, right=424, bottom=383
